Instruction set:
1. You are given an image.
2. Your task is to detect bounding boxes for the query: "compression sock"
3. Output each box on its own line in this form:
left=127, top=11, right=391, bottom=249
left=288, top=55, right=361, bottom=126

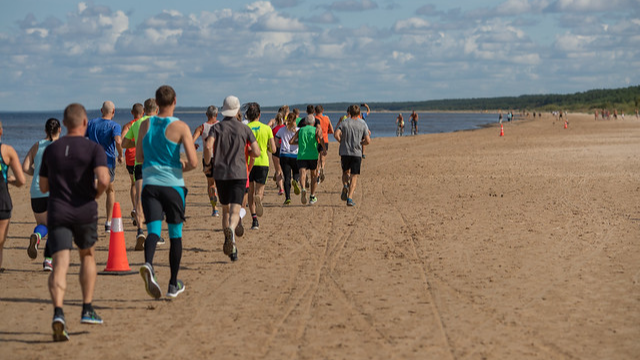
left=169, top=237, right=182, bottom=287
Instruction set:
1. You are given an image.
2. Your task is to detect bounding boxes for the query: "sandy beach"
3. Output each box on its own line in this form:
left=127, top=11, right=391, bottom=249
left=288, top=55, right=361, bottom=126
left=1, top=113, right=639, bottom=359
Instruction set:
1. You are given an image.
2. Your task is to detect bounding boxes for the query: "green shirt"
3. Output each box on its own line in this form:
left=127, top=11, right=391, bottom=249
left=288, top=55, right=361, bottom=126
left=247, top=120, right=273, bottom=167
left=124, top=115, right=149, bottom=165
left=297, top=126, right=319, bottom=160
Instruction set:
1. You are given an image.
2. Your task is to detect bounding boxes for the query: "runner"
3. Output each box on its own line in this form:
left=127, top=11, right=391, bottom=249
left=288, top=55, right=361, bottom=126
left=396, top=113, right=404, bottom=136
left=0, top=120, right=25, bottom=272
left=22, top=118, right=61, bottom=271
left=246, top=102, right=276, bottom=230
left=121, top=103, right=143, bottom=224
left=275, top=113, right=300, bottom=205
left=334, top=104, right=371, bottom=207
left=122, top=99, right=160, bottom=250
left=137, top=85, right=197, bottom=299
left=40, top=103, right=109, bottom=341
left=290, top=114, right=325, bottom=205
left=203, top=95, right=259, bottom=261
left=85, top=101, right=123, bottom=232
left=192, top=106, right=220, bottom=217
left=271, top=112, right=285, bottom=195
left=314, top=105, right=333, bottom=184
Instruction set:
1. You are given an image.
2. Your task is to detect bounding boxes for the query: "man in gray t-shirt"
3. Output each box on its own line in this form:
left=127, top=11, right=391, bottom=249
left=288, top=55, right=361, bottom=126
left=334, top=104, right=371, bottom=207
left=203, top=95, right=259, bottom=262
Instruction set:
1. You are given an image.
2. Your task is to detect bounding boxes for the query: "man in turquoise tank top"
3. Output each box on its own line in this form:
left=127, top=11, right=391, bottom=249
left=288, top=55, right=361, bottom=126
left=136, top=85, right=198, bottom=299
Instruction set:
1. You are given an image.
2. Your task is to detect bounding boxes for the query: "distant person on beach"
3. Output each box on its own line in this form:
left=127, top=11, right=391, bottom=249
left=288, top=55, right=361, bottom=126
left=396, top=113, right=404, bottom=136
left=334, top=104, right=370, bottom=207
left=22, top=118, right=61, bottom=271
left=246, top=102, right=276, bottom=230
left=410, top=110, right=419, bottom=135
left=204, top=95, right=259, bottom=262
left=315, top=105, right=333, bottom=184
left=137, top=85, right=197, bottom=299
left=40, top=103, right=109, bottom=341
left=85, top=101, right=123, bottom=233
left=290, top=114, right=325, bottom=205
left=271, top=112, right=285, bottom=195
left=121, top=103, right=143, bottom=224
left=0, top=120, right=26, bottom=272
left=192, top=105, right=220, bottom=217
left=122, top=99, right=159, bottom=250
left=499, top=111, right=503, bottom=124
left=360, top=103, right=371, bottom=158
left=276, top=113, right=300, bottom=205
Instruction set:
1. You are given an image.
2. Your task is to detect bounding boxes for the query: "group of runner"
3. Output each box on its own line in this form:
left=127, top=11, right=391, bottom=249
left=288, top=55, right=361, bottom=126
left=0, top=86, right=371, bottom=342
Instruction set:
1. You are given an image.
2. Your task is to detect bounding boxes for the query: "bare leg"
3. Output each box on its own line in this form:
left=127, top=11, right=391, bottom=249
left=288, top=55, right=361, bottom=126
left=248, top=182, right=257, bottom=214
left=128, top=174, right=136, bottom=211
left=49, top=249, right=70, bottom=308
left=348, top=174, right=359, bottom=199
left=135, top=180, right=144, bottom=230
left=0, top=219, right=9, bottom=269
left=106, top=182, right=115, bottom=224
left=78, top=246, right=97, bottom=303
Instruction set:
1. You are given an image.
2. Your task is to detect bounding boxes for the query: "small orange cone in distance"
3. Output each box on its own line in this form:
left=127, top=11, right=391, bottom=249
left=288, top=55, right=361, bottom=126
left=500, top=124, right=504, bottom=137
left=564, top=121, right=568, bottom=129
left=104, top=202, right=131, bottom=272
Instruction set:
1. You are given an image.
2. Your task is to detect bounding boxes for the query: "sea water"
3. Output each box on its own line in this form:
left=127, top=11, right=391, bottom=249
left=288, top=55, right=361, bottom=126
left=0, top=110, right=499, bottom=158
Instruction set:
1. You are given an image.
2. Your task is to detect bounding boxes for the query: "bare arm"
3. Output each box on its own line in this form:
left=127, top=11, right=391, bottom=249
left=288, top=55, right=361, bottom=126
left=334, top=128, right=342, bottom=143
left=94, top=166, right=110, bottom=198
left=362, top=133, right=371, bottom=146
left=39, top=176, right=49, bottom=193
left=180, top=122, right=198, bottom=172
left=115, top=135, right=123, bottom=164
left=22, top=142, right=38, bottom=176
left=135, top=119, right=150, bottom=165
left=248, top=140, right=260, bottom=158
left=290, top=131, right=299, bottom=145
left=192, top=124, right=203, bottom=150
left=268, top=137, right=276, bottom=154
left=122, top=137, right=135, bottom=149
left=203, top=136, right=214, bottom=166
left=6, top=146, right=25, bottom=187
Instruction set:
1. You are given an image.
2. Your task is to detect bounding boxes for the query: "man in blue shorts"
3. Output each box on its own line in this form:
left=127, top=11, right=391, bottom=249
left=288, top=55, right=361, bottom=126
left=137, top=85, right=198, bottom=299
left=334, top=104, right=371, bottom=207
left=40, top=103, right=110, bottom=341
left=85, top=101, right=123, bottom=232
left=204, top=95, right=259, bottom=261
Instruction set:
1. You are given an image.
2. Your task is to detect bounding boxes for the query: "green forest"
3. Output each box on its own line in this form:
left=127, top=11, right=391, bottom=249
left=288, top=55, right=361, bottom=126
left=179, top=85, right=640, bottom=114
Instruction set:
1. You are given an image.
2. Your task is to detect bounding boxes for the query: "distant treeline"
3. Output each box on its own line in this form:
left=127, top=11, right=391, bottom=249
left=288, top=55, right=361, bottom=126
left=178, top=85, right=640, bottom=114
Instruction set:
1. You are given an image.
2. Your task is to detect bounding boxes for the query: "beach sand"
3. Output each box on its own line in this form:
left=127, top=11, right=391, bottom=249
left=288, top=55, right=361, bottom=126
left=1, top=113, right=639, bottom=359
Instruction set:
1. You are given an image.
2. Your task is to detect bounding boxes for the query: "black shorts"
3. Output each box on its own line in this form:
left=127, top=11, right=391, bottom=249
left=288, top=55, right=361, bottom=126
left=126, top=164, right=135, bottom=175
left=341, top=156, right=362, bottom=175
left=202, top=158, right=214, bottom=178
left=249, top=166, right=269, bottom=185
left=31, top=197, right=48, bottom=214
left=134, top=165, right=143, bottom=182
left=317, top=142, right=328, bottom=153
left=297, top=159, right=318, bottom=171
left=141, top=185, right=187, bottom=224
left=273, top=147, right=281, bottom=158
left=215, top=179, right=246, bottom=205
left=49, top=222, right=98, bottom=254
left=0, top=210, right=11, bottom=220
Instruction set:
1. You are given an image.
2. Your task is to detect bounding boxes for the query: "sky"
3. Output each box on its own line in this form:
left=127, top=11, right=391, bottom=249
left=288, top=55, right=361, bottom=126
left=0, top=0, right=639, bottom=111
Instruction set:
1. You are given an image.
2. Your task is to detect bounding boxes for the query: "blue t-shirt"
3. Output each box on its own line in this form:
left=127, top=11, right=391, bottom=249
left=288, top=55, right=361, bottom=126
left=86, top=117, right=121, bottom=168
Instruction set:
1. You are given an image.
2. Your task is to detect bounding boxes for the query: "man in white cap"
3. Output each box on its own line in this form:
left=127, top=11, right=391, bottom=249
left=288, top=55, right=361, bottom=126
left=203, top=96, right=259, bottom=261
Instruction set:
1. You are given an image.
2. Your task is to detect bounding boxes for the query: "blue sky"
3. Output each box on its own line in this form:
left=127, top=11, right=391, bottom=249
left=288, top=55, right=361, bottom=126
left=1, top=0, right=638, bottom=111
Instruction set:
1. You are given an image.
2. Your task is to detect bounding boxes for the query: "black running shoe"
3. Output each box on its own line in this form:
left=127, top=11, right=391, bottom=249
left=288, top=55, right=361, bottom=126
left=251, top=218, right=259, bottom=230
left=229, top=246, right=238, bottom=262
left=167, top=280, right=186, bottom=298
left=140, top=263, right=162, bottom=299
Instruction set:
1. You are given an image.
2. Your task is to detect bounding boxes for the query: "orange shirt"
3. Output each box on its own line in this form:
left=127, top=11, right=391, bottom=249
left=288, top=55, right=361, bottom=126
left=315, top=113, right=333, bottom=143
left=124, top=118, right=138, bottom=166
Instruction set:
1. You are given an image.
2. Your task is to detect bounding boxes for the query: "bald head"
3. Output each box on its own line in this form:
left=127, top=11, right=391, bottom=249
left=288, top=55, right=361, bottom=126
left=101, top=101, right=115, bottom=119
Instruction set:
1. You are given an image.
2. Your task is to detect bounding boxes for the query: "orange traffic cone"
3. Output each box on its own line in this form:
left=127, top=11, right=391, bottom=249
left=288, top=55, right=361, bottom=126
left=500, top=124, right=504, bottom=137
left=103, top=202, right=132, bottom=273
left=564, top=121, right=568, bottom=129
